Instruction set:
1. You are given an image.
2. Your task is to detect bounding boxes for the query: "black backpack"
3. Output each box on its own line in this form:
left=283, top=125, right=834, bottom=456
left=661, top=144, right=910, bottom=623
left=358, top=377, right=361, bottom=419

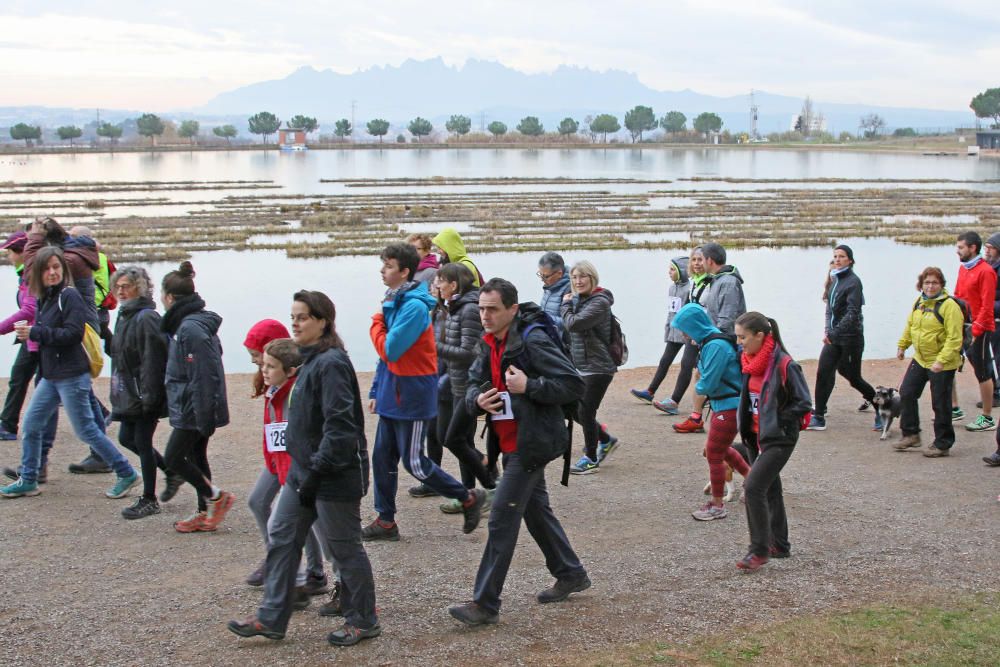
left=608, top=312, right=628, bottom=366
left=912, top=296, right=973, bottom=349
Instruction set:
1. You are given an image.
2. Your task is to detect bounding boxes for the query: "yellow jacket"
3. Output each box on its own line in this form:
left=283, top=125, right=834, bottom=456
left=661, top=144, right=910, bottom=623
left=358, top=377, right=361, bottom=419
left=897, top=290, right=964, bottom=371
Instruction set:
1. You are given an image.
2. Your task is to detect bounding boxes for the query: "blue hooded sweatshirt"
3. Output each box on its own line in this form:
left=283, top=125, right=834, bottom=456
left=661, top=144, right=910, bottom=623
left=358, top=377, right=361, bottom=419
left=671, top=303, right=742, bottom=412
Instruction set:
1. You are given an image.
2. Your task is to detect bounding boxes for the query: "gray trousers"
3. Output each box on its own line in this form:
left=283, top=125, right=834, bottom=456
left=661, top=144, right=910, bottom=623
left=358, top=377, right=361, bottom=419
left=247, top=468, right=334, bottom=581
left=472, top=452, right=586, bottom=615
left=257, top=468, right=377, bottom=633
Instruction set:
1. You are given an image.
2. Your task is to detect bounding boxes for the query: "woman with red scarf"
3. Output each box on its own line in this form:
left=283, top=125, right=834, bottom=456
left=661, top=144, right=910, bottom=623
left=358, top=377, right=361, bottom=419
left=734, top=312, right=812, bottom=572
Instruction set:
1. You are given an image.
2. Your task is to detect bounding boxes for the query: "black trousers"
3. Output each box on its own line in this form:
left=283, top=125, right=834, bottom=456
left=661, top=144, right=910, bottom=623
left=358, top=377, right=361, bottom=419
left=743, top=437, right=793, bottom=558
left=0, top=344, right=37, bottom=434
left=899, top=361, right=955, bottom=450
left=813, top=339, right=875, bottom=414
left=118, top=415, right=167, bottom=499
left=648, top=341, right=684, bottom=395
left=577, top=374, right=613, bottom=461
left=163, top=428, right=213, bottom=511
left=436, top=397, right=493, bottom=489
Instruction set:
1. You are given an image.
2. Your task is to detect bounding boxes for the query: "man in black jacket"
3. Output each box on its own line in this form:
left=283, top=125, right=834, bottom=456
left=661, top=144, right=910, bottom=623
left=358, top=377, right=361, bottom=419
left=448, top=278, right=590, bottom=626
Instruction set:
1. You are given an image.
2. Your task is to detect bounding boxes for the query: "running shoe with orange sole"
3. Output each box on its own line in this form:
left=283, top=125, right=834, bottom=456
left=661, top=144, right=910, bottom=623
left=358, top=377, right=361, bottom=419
left=203, top=490, right=236, bottom=530
left=672, top=416, right=705, bottom=433
left=174, top=511, right=216, bottom=533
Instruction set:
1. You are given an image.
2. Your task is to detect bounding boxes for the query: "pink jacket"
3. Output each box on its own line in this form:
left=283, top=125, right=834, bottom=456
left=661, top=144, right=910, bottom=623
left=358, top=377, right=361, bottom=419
left=0, top=273, right=38, bottom=352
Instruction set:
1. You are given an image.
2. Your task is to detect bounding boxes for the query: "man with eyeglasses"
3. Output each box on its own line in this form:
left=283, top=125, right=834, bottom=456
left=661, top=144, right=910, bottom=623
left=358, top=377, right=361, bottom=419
left=537, top=252, right=570, bottom=331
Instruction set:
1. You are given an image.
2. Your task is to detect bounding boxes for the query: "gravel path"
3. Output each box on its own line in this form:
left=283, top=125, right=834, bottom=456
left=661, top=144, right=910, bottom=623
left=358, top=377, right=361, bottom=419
left=1, top=360, right=997, bottom=666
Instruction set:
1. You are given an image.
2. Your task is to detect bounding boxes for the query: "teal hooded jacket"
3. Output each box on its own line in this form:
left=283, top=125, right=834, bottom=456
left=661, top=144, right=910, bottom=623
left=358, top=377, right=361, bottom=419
left=670, top=303, right=742, bottom=412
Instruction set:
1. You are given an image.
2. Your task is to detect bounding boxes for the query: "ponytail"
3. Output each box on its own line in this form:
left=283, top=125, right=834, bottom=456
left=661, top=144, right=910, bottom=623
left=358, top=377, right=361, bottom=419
left=735, top=311, right=788, bottom=354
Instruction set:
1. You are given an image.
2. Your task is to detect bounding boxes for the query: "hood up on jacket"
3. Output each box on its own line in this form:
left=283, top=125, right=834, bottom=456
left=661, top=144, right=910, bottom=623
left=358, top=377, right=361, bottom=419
left=671, top=302, right=719, bottom=344
left=433, top=227, right=470, bottom=263
left=670, top=256, right=689, bottom=284
left=711, top=264, right=744, bottom=284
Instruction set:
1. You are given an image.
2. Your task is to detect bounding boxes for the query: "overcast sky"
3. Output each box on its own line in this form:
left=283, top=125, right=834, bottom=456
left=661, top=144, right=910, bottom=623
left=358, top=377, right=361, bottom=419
left=3, top=0, right=997, bottom=111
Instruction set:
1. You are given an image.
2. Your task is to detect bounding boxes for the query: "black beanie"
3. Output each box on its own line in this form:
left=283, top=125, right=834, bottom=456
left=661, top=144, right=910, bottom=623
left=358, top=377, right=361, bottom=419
left=835, top=244, right=854, bottom=263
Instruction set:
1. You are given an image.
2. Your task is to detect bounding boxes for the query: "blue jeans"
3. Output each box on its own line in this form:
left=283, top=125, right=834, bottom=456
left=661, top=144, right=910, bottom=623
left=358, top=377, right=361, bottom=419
left=20, top=373, right=133, bottom=484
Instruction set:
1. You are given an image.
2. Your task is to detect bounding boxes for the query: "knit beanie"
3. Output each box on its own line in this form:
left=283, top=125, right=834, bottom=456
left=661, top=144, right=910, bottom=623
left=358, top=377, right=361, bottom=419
left=243, top=319, right=290, bottom=352
left=986, top=232, right=1000, bottom=250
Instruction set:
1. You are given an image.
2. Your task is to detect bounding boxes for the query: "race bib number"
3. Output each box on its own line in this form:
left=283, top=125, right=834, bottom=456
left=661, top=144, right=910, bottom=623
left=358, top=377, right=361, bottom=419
left=668, top=296, right=683, bottom=313
left=265, top=421, right=288, bottom=453
left=749, top=393, right=760, bottom=415
left=491, top=391, right=515, bottom=421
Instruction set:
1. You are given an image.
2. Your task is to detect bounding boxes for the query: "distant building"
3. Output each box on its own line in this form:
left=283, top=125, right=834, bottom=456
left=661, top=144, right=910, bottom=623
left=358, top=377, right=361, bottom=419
left=976, top=130, right=1000, bottom=149
left=278, top=128, right=307, bottom=150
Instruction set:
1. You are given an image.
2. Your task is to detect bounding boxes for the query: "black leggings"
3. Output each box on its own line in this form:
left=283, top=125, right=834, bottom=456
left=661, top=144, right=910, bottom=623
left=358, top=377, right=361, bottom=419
left=813, top=339, right=875, bottom=415
left=118, top=415, right=167, bottom=499
left=648, top=340, right=699, bottom=403
left=164, top=428, right=213, bottom=512
left=435, top=397, right=493, bottom=489
left=577, top=374, right=613, bottom=461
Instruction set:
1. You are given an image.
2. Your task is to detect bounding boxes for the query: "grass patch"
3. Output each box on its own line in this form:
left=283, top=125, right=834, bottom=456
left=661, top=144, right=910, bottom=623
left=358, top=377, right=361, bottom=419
left=587, top=594, right=1000, bottom=667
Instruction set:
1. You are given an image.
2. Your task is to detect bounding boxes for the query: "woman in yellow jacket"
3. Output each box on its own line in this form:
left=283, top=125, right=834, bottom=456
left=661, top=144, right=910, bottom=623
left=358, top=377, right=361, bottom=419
left=894, top=267, right=964, bottom=457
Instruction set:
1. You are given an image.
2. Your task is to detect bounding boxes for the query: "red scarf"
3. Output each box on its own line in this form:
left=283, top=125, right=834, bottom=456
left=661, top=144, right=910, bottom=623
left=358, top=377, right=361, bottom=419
left=741, top=334, right=776, bottom=377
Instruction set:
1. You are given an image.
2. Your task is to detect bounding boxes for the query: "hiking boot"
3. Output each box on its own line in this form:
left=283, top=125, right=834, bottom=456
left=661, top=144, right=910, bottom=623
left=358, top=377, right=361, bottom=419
left=461, top=488, right=487, bottom=534
left=692, top=502, right=728, bottom=521
left=121, top=496, right=161, bottom=520
left=362, top=518, right=399, bottom=541
left=965, top=415, right=996, bottom=432
left=203, top=490, right=235, bottom=529
left=768, top=545, right=791, bottom=559
left=569, top=456, right=599, bottom=475
left=0, top=477, right=40, bottom=498
left=68, top=454, right=111, bottom=474
left=299, top=572, right=328, bottom=596
left=630, top=388, right=654, bottom=404
left=672, top=415, right=705, bottom=433
left=736, top=553, right=769, bottom=572
left=982, top=451, right=1000, bottom=467
left=448, top=601, right=499, bottom=626
left=328, top=622, right=382, bottom=646
left=805, top=413, right=826, bottom=431
left=952, top=407, right=965, bottom=421
left=245, top=561, right=266, bottom=587
left=923, top=446, right=950, bottom=458
left=408, top=483, right=438, bottom=498
left=653, top=398, right=680, bottom=415
left=227, top=616, right=284, bottom=641
left=440, top=497, right=463, bottom=514
left=536, top=574, right=592, bottom=603
left=318, top=581, right=343, bottom=617
left=857, top=400, right=872, bottom=412
left=174, top=510, right=215, bottom=533
left=105, top=471, right=140, bottom=499
left=159, top=472, right=184, bottom=503
left=893, top=434, right=921, bottom=451
left=596, top=435, right=620, bottom=463
left=0, top=426, right=16, bottom=441
left=291, top=587, right=311, bottom=611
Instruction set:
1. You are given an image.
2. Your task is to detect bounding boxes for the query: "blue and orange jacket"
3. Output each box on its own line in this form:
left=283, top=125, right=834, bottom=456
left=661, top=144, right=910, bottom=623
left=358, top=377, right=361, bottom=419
left=369, top=281, right=439, bottom=420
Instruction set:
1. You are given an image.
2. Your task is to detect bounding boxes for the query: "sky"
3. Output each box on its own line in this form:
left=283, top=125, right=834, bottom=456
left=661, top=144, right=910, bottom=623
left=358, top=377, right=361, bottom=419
left=2, top=0, right=997, bottom=111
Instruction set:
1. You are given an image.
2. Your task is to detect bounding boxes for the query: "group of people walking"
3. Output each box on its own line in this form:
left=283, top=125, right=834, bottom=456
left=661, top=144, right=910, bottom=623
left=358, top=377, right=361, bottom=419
left=1, top=216, right=998, bottom=648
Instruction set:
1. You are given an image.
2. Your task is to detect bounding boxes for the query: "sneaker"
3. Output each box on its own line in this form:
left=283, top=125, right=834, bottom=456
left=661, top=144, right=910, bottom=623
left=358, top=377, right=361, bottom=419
left=159, top=472, right=184, bottom=503
left=952, top=407, right=965, bottom=422
left=653, top=398, right=680, bottom=415
left=121, top=496, right=161, bottom=519
left=536, top=574, right=592, bottom=603
left=174, top=510, right=215, bottom=533
left=0, top=477, right=40, bottom=498
left=461, top=488, right=487, bottom=534
left=596, top=435, right=620, bottom=463
left=893, top=434, right=921, bottom=451
left=408, top=483, right=438, bottom=498
left=318, top=581, right=343, bottom=617
left=68, top=454, right=111, bottom=474
left=630, top=388, right=654, bottom=404
left=569, top=456, right=599, bottom=475
left=0, top=426, right=17, bottom=441
left=923, top=446, right=950, bottom=458
left=328, top=622, right=382, bottom=646
left=966, top=415, right=997, bottom=432
left=299, top=572, right=328, bottom=596
left=448, top=601, right=499, bottom=626
left=105, top=471, right=140, bottom=499
left=203, top=490, right=236, bottom=529
left=227, top=616, right=284, bottom=641
left=439, top=497, right=463, bottom=514
left=672, top=415, right=704, bottom=433
left=768, top=545, right=791, bottom=559
left=872, top=414, right=884, bottom=432
left=805, top=413, right=826, bottom=431
left=982, top=451, right=1000, bottom=467
left=736, top=553, right=769, bottom=572
left=857, top=400, right=872, bottom=412
left=245, top=561, right=266, bottom=587
left=692, top=502, right=728, bottom=521
left=362, top=518, right=400, bottom=542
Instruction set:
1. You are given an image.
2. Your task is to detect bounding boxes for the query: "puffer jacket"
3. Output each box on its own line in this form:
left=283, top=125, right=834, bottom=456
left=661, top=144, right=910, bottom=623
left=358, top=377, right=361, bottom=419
left=437, top=288, right=482, bottom=401
left=665, top=256, right=690, bottom=344
left=560, top=287, right=616, bottom=375
left=700, top=265, right=746, bottom=335
left=162, top=293, right=229, bottom=436
left=0, top=267, right=38, bottom=352
left=897, top=290, right=964, bottom=371
left=738, top=345, right=812, bottom=449
left=540, top=274, right=571, bottom=329
left=671, top=302, right=742, bottom=412
left=110, top=296, right=167, bottom=418
left=28, top=284, right=89, bottom=380
left=825, top=266, right=864, bottom=342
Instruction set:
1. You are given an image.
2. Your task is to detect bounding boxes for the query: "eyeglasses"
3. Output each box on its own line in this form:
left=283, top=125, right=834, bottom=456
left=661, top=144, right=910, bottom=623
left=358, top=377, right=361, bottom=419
left=536, top=271, right=555, bottom=280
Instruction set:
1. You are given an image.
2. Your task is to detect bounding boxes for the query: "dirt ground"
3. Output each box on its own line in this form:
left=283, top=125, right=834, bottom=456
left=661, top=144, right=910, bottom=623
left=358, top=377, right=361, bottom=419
left=1, top=359, right=998, bottom=666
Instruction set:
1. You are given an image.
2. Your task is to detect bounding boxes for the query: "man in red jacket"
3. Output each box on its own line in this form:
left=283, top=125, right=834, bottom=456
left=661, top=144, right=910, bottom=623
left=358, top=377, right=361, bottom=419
left=955, top=231, right=997, bottom=432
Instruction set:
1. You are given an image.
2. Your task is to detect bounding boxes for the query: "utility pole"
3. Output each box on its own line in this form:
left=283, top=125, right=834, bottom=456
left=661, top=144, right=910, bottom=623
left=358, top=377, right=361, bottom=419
left=749, top=90, right=759, bottom=141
